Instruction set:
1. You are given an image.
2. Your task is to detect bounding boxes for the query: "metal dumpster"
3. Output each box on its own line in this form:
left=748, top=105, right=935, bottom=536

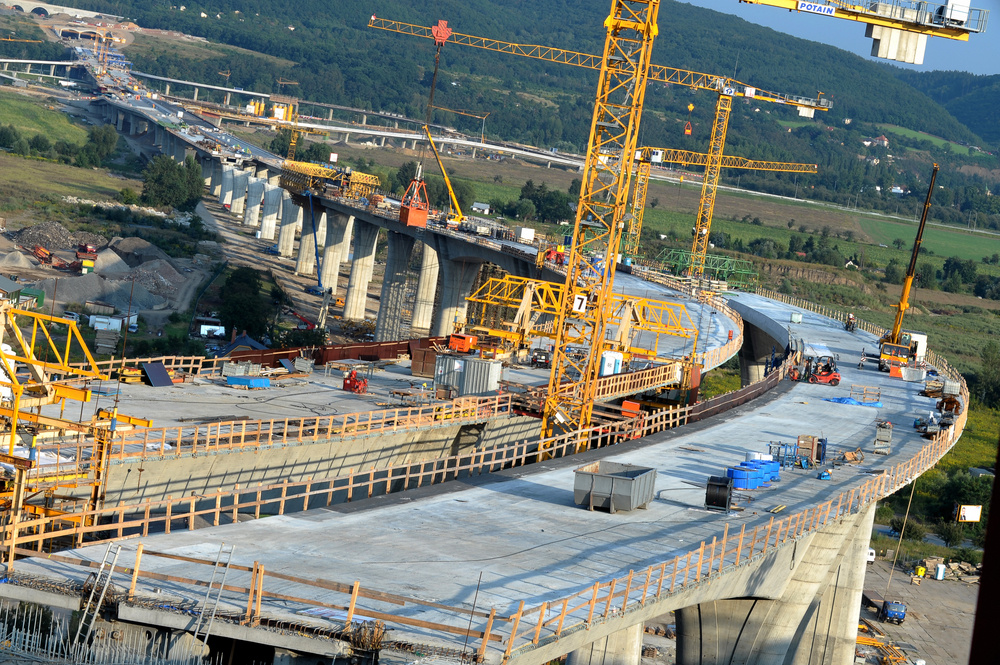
left=574, top=461, right=657, bottom=513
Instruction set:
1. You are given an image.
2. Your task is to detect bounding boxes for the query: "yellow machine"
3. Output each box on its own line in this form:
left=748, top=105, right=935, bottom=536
left=423, top=125, right=465, bottom=223
left=879, top=164, right=938, bottom=372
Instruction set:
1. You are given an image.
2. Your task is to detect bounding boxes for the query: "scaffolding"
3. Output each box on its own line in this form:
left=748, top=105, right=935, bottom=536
left=643, top=249, right=759, bottom=290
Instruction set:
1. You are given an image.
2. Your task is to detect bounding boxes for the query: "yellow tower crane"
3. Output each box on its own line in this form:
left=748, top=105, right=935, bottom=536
left=624, top=148, right=818, bottom=256
left=368, top=16, right=830, bottom=281
left=371, top=6, right=829, bottom=445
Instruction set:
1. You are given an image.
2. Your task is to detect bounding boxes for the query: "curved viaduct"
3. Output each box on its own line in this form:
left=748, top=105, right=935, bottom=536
left=6, top=293, right=966, bottom=665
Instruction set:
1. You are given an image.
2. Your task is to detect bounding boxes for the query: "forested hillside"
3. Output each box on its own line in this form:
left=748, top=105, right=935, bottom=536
left=20, top=1, right=998, bottom=228
left=58, top=0, right=982, bottom=146
left=890, top=68, right=1000, bottom=146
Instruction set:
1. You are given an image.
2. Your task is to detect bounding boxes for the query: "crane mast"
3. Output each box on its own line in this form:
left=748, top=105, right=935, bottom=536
left=539, top=0, right=659, bottom=448
left=887, top=163, right=939, bottom=345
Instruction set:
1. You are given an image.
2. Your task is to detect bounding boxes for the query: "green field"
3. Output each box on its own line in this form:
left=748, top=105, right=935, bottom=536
left=875, top=124, right=987, bottom=158
left=0, top=153, right=141, bottom=212
left=0, top=90, right=89, bottom=145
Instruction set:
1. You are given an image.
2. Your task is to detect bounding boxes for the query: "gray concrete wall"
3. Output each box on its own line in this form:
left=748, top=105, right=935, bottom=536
left=97, top=415, right=541, bottom=508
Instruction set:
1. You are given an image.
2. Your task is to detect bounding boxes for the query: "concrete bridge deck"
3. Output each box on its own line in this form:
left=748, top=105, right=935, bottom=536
left=5, top=293, right=966, bottom=665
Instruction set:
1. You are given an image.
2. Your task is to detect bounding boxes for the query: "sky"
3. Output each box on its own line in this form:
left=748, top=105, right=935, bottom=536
left=679, top=0, right=1000, bottom=75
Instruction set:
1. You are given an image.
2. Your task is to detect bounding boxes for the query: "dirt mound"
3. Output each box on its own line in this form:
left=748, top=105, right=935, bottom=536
left=15, top=221, right=74, bottom=250
left=0, top=251, right=35, bottom=269
left=110, top=237, right=173, bottom=267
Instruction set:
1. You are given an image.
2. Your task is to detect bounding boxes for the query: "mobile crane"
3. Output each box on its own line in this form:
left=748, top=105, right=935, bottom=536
left=878, top=163, right=938, bottom=372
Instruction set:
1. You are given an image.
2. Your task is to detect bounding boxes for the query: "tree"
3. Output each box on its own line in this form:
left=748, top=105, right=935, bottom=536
left=883, top=259, right=903, bottom=284
left=87, top=124, right=119, bottom=162
left=892, top=238, right=905, bottom=250
left=889, top=516, right=926, bottom=541
left=979, top=340, right=1000, bottom=406
left=141, top=155, right=187, bottom=208
left=219, top=267, right=269, bottom=339
left=936, top=520, right=966, bottom=547
left=915, top=261, right=937, bottom=289
left=514, top=198, right=536, bottom=221
left=649, top=197, right=659, bottom=209
left=568, top=178, right=581, bottom=198
left=118, top=187, right=140, bottom=205
left=183, top=156, right=205, bottom=208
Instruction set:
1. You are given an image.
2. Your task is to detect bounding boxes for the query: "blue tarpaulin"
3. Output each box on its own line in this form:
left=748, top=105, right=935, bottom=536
left=823, top=397, right=883, bottom=408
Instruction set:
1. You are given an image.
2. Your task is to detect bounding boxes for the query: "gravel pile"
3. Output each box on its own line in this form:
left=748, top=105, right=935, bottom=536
left=125, top=260, right=184, bottom=296
left=0, top=252, right=35, bottom=269
left=94, top=248, right=131, bottom=274
left=70, top=231, right=108, bottom=249
left=36, top=273, right=166, bottom=311
left=15, top=221, right=75, bottom=249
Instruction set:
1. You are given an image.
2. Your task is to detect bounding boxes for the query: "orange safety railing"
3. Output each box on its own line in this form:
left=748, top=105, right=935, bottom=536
left=30, top=394, right=514, bottom=478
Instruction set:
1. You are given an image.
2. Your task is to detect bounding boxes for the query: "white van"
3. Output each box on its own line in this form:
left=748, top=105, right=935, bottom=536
left=867, top=548, right=876, bottom=565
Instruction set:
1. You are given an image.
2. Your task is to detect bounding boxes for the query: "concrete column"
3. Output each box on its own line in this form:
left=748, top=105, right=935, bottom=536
left=295, top=229, right=316, bottom=276
left=116, top=110, right=124, bottom=131
left=268, top=172, right=281, bottom=186
left=259, top=185, right=282, bottom=240
left=320, top=213, right=351, bottom=294
left=314, top=210, right=327, bottom=250
left=49, top=64, right=55, bottom=76
left=566, top=623, right=643, bottom=665
left=789, top=503, right=877, bottom=665
left=224, top=92, right=231, bottom=106
left=174, top=139, right=187, bottom=162
left=675, top=502, right=878, bottom=665
left=243, top=177, right=265, bottom=227
left=200, top=156, right=213, bottom=186
left=339, top=215, right=355, bottom=265
left=154, top=124, right=164, bottom=146
left=255, top=165, right=269, bottom=180
left=128, top=113, right=137, bottom=135
left=192, top=87, right=198, bottom=101
left=210, top=160, right=223, bottom=197
left=230, top=169, right=251, bottom=216
left=433, top=259, right=482, bottom=336
left=219, top=165, right=235, bottom=206
left=278, top=195, right=300, bottom=258
left=164, top=83, right=170, bottom=95
left=411, top=243, right=439, bottom=331
left=343, top=222, right=379, bottom=321
left=295, top=209, right=325, bottom=276
left=375, top=233, right=415, bottom=342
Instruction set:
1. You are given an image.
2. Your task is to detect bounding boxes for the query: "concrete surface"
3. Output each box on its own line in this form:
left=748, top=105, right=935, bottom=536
left=10, top=293, right=953, bottom=664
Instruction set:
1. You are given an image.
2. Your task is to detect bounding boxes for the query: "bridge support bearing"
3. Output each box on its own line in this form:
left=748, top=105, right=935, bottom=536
left=433, top=259, right=482, bottom=336
left=230, top=169, right=251, bottom=217
left=566, top=623, right=643, bottom=665
left=343, top=221, right=379, bottom=321
left=219, top=165, right=235, bottom=207
left=260, top=184, right=282, bottom=240
left=674, top=503, right=876, bottom=665
left=320, top=213, right=352, bottom=296
left=375, top=232, right=416, bottom=342
left=279, top=196, right=301, bottom=258
left=244, top=177, right=265, bottom=227
left=411, top=243, right=439, bottom=332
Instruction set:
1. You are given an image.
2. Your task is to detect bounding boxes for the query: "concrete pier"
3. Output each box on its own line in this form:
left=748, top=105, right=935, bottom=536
left=230, top=169, right=251, bottom=217
left=210, top=160, right=223, bottom=197
left=566, top=624, right=643, bottom=665
left=278, top=195, right=299, bottom=258
left=343, top=221, right=379, bottom=321
left=219, top=165, right=235, bottom=207
left=243, top=177, right=264, bottom=227
left=433, top=259, right=482, bottom=336
left=374, top=232, right=415, bottom=342
left=260, top=184, right=282, bottom=240
left=295, top=210, right=326, bottom=276
left=411, top=243, right=439, bottom=332
left=320, top=213, right=352, bottom=295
